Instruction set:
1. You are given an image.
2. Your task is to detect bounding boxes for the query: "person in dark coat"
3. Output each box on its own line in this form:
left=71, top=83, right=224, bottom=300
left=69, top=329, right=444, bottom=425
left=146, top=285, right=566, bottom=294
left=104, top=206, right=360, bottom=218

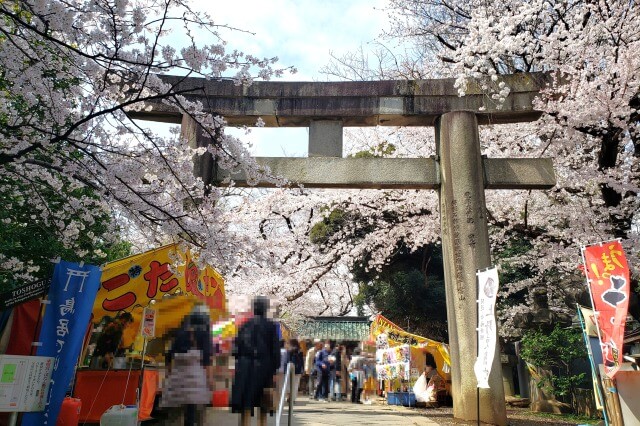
left=329, top=343, right=343, bottom=401
left=314, top=341, right=331, bottom=401
left=284, top=338, right=304, bottom=404
left=231, top=296, right=280, bottom=426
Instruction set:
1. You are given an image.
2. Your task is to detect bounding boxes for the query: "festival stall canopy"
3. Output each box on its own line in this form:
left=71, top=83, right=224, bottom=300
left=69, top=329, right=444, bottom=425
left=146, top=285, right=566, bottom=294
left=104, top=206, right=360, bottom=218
left=93, top=244, right=227, bottom=340
left=370, top=314, right=451, bottom=374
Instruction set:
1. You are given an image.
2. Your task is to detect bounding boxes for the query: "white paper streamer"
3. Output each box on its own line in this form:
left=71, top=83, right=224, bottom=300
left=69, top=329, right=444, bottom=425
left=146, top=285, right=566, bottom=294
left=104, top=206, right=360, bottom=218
left=474, top=267, right=499, bottom=389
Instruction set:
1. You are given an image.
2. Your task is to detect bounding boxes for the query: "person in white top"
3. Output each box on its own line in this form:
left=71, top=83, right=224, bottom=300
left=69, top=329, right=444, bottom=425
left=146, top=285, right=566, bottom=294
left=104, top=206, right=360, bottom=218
left=347, top=348, right=366, bottom=403
left=305, top=339, right=322, bottom=397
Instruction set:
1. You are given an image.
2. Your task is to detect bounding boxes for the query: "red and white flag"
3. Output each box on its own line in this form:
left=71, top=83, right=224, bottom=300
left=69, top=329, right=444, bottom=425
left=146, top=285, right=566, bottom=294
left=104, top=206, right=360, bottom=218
left=581, top=240, right=630, bottom=379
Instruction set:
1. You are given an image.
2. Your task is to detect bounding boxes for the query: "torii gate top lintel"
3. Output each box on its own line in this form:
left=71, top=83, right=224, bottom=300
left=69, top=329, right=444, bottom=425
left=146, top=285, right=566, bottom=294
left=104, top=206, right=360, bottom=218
left=130, top=72, right=551, bottom=127
left=140, top=72, right=556, bottom=192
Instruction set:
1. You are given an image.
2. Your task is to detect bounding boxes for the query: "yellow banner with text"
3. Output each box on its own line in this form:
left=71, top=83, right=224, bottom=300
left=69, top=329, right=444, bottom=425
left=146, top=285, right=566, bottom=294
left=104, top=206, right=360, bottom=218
left=93, top=244, right=226, bottom=322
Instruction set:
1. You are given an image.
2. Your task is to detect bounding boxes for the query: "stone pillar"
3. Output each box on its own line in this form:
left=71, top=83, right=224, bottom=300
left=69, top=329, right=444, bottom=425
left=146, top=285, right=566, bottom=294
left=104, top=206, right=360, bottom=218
left=181, top=114, right=215, bottom=188
left=436, top=111, right=507, bottom=425
left=502, top=356, right=515, bottom=397
left=309, top=120, right=343, bottom=157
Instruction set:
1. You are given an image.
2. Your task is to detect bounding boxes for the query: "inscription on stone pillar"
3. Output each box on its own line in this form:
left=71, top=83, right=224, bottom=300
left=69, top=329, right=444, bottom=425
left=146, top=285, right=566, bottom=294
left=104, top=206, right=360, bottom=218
left=449, top=199, right=466, bottom=301
left=464, top=191, right=477, bottom=248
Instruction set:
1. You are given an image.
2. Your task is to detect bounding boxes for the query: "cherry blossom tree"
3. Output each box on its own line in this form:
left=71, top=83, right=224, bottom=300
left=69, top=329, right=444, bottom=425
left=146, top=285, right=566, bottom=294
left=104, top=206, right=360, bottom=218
left=382, top=0, right=640, bottom=338
left=223, top=132, right=442, bottom=320
left=0, top=0, right=294, bottom=288
left=224, top=0, right=639, bottom=339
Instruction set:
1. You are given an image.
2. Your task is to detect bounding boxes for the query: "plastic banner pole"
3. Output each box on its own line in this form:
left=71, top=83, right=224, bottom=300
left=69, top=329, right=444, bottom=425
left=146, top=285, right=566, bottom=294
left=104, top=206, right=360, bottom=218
left=137, top=336, right=148, bottom=406
left=577, top=305, right=609, bottom=426
left=30, top=296, right=48, bottom=355
left=476, top=270, right=480, bottom=426
left=276, top=362, right=291, bottom=426
left=288, top=361, right=294, bottom=426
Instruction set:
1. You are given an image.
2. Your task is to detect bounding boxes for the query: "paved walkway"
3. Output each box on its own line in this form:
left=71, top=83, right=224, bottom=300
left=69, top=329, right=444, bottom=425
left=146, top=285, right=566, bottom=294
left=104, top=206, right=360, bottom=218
left=210, top=397, right=442, bottom=426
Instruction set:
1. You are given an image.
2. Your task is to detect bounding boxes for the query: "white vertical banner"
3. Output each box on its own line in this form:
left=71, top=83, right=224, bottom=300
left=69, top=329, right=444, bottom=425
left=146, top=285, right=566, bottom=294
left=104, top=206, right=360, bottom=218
left=474, top=267, right=499, bottom=389
left=141, top=307, right=156, bottom=338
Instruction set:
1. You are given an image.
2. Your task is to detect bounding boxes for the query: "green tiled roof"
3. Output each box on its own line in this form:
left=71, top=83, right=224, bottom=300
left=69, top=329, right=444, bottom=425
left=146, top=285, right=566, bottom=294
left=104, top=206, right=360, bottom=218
left=295, top=317, right=371, bottom=341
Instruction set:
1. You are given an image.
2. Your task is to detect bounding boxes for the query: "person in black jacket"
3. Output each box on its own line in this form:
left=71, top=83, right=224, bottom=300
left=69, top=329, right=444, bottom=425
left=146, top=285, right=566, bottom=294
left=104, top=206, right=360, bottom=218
left=284, top=338, right=304, bottom=404
left=330, top=343, right=343, bottom=401
left=231, top=296, right=280, bottom=426
left=314, top=341, right=331, bottom=401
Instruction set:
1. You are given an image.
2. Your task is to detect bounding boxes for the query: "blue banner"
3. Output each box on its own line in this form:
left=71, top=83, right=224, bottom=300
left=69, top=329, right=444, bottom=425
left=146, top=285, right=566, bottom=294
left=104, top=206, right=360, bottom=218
left=22, top=260, right=101, bottom=425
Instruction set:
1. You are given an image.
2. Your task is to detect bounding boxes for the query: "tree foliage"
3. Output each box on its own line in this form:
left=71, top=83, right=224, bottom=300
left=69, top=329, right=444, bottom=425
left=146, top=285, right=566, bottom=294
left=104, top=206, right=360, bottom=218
left=304, top=195, right=447, bottom=338
left=382, top=0, right=640, bottom=238
left=0, top=173, right=131, bottom=290
left=520, top=325, right=588, bottom=406
left=353, top=244, right=448, bottom=341
left=224, top=0, right=639, bottom=330
left=0, top=0, right=294, bottom=284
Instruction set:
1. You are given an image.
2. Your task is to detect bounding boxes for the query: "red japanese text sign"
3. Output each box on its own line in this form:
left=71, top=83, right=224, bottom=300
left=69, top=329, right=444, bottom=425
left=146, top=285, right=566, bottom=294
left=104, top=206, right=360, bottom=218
left=93, top=244, right=227, bottom=322
left=93, top=244, right=180, bottom=320
left=182, top=251, right=226, bottom=318
left=581, top=240, right=630, bottom=378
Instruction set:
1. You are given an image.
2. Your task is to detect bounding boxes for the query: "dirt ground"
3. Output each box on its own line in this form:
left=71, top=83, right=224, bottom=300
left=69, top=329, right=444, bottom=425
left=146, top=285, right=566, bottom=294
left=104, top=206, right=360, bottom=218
left=411, top=405, right=601, bottom=425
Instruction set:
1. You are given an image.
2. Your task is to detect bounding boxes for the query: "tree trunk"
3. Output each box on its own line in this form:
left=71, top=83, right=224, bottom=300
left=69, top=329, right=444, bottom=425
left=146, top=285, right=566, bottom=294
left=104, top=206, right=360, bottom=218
left=528, top=367, right=571, bottom=414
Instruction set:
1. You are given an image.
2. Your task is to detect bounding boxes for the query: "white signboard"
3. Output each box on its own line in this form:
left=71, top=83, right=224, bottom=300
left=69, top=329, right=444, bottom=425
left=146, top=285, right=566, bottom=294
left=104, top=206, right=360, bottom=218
left=0, top=355, right=54, bottom=412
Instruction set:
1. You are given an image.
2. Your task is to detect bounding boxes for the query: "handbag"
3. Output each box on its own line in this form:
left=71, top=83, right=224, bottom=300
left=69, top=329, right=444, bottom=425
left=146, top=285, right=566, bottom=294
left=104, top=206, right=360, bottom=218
left=262, top=386, right=277, bottom=413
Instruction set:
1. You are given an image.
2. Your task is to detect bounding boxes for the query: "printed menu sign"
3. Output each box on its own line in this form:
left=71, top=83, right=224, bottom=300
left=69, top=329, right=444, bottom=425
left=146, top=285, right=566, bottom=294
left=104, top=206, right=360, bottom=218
left=0, top=355, right=54, bottom=412
left=141, top=307, right=156, bottom=338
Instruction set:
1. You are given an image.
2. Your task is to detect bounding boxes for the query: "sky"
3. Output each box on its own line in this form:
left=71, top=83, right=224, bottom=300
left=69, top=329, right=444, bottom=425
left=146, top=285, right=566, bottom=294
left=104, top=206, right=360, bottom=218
left=192, top=0, right=391, bottom=156
left=207, top=0, right=389, bottom=81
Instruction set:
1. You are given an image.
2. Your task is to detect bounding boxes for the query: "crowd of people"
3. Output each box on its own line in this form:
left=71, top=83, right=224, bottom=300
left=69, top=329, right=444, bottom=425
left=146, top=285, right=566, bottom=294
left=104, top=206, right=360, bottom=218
left=224, top=298, right=380, bottom=424
left=302, top=339, right=378, bottom=404
left=156, top=295, right=446, bottom=425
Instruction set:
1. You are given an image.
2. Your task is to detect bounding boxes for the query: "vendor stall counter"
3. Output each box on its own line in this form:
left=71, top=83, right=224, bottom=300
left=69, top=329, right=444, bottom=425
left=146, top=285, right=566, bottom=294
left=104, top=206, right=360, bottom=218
left=73, top=367, right=158, bottom=422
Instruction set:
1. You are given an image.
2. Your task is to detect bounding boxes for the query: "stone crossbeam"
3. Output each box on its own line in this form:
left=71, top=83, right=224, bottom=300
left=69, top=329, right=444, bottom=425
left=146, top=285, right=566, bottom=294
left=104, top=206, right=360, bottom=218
left=129, top=73, right=550, bottom=126
left=215, top=157, right=555, bottom=190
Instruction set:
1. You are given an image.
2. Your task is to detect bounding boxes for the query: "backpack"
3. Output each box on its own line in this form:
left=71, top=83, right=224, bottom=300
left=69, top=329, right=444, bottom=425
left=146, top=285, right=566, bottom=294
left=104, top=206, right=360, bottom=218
left=288, top=350, right=304, bottom=374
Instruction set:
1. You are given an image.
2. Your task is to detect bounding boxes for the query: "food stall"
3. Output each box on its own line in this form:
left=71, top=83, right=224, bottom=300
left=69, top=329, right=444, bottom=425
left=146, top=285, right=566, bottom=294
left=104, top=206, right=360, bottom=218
left=370, top=314, right=451, bottom=406
left=209, top=318, right=236, bottom=406
left=74, top=244, right=227, bottom=422
left=375, top=343, right=413, bottom=402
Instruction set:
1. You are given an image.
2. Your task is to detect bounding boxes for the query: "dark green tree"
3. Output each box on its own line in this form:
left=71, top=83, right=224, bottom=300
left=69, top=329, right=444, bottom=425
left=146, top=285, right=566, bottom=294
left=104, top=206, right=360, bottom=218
left=0, top=173, right=131, bottom=292
left=352, top=244, right=448, bottom=341
left=520, top=324, right=589, bottom=412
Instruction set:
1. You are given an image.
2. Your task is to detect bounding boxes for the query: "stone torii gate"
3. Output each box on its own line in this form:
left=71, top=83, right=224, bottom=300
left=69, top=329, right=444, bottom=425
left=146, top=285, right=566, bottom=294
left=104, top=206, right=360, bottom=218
left=132, top=73, right=555, bottom=425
